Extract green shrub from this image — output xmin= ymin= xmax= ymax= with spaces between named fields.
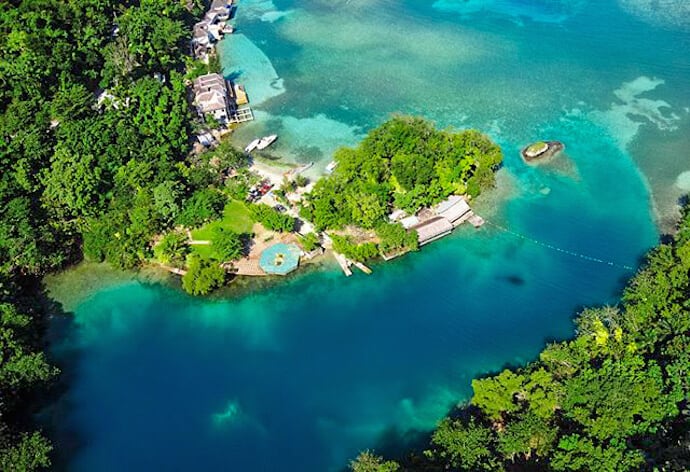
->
xmin=376 ymin=222 xmax=418 ymax=254
xmin=210 ymin=227 xmax=243 ymax=261
xmin=250 ymin=204 xmax=295 ymax=232
xmin=156 ymin=230 xmax=189 ymax=267
xmin=300 ymin=232 xmax=321 ymax=252
xmin=177 ymin=189 xmax=226 ymax=227
xmin=182 ymin=254 xmax=226 ymax=295
xmin=331 ymin=235 xmax=379 ymax=262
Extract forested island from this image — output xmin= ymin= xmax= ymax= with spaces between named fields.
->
xmin=301 ymin=117 xmax=503 ymax=261
xmin=351 ymin=204 xmax=690 ymax=471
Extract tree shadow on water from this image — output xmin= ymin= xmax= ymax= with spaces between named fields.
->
xmin=335 ymin=425 xmax=434 ymax=472
xmin=34 ymin=286 xmax=88 ymax=472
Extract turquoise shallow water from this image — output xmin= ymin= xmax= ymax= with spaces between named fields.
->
xmin=48 ymin=0 xmax=690 ymax=470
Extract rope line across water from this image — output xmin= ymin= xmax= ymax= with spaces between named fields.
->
xmin=483 ymin=219 xmax=635 ymax=271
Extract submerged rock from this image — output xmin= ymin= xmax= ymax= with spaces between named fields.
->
xmin=521 ymin=140 xmax=565 ymax=163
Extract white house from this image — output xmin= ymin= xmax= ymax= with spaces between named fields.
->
xmin=193 ymin=73 xmax=231 ymax=123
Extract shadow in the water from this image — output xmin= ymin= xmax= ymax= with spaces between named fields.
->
xmin=335 ymin=425 xmax=433 ymax=472
xmin=498 ymin=274 xmax=526 ymax=286
xmin=33 ymin=283 xmax=87 ymax=472
xmin=223 ymin=70 xmax=243 ymax=82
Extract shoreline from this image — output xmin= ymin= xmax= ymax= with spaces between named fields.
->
xmin=44 ymin=248 xmax=337 ymax=311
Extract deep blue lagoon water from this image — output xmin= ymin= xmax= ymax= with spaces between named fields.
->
xmin=48 ymin=0 xmax=690 ymax=470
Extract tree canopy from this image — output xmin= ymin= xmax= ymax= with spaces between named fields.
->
xmin=303 ymin=116 xmax=502 ymax=231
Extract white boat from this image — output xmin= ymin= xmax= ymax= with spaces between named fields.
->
xmin=244 ymin=138 xmax=260 ymax=153
xmin=325 ymin=161 xmax=338 ymax=173
xmin=256 ymin=134 xmax=278 ymax=150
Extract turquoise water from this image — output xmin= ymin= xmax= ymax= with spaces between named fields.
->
xmin=48 ymin=0 xmax=690 ymax=470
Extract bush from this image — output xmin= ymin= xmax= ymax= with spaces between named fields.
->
xmin=182 ymin=254 xmax=226 ymax=295
xmin=376 ymin=222 xmax=418 ymax=254
xmin=250 ymin=204 xmax=295 ymax=232
xmin=294 ymin=175 xmax=309 ymax=187
xmin=210 ymin=227 xmax=243 ymax=261
xmin=177 ymin=189 xmax=226 ymax=227
xmin=299 ymin=232 xmax=321 ymax=252
xmin=156 ymin=231 xmax=189 ymax=267
xmin=331 ymin=235 xmax=379 ymax=262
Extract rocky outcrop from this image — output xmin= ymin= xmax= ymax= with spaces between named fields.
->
xmin=521 ymin=141 xmax=564 ymax=163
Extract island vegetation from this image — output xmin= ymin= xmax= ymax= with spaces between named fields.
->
xmin=304 ymin=117 xmax=502 ymax=228
xmin=301 ymin=116 xmax=503 ymax=259
xmin=351 ymin=202 xmax=690 ymax=472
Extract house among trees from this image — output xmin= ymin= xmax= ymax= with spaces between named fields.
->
xmin=193 ymin=73 xmax=231 ymax=123
xmin=191 ymin=0 xmax=235 ymax=61
xmin=192 ymin=22 xmax=211 ymax=59
xmin=206 ymin=0 xmax=232 ymax=23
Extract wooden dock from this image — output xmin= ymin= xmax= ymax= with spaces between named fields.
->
xmin=233 ymin=84 xmax=249 ymax=105
xmin=230 ymin=105 xmax=254 ymax=123
xmin=468 ymin=213 xmax=485 ymax=228
xmin=157 ymin=263 xmax=187 ymax=276
xmin=333 ymin=252 xmax=352 ymax=276
xmin=352 ymin=261 xmax=372 ymax=275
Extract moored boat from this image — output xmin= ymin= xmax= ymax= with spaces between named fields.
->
xmin=256 ymin=134 xmax=278 ymax=150
xmin=244 ymin=138 xmax=260 ymax=153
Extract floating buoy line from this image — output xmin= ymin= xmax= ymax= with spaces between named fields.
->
xmin=483 ymin=219 xmax=636 ymax=271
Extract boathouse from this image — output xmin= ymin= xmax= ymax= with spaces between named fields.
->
xmin=436 ymin=195 xmax=472 ymax=227
xmin=412 ymin=217 xmax=454 ymax=246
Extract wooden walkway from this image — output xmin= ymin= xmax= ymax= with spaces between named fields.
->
xmin=157 ymin=263 xmax=187 ymax=276
xmin=352 ymin=261 xmax=372 ymax=275
xmin=333 ymin=252 xmax=352 ymax=276
xmin=332 ymin=252 xmax=372 ymax=276
xmin=232 ymin=258 xmax=264 ymax=276
xmin=468 ymin=213 xmax=485 ymax=228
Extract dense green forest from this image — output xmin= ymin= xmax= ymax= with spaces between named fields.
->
xmin=0 ymin=0 xmax=212 ymax=467
xmin=352 ymin=202 xmax=690 ymax=471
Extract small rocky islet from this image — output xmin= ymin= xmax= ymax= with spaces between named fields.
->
xmin=521 ymin=140 xmax=565 ymax=163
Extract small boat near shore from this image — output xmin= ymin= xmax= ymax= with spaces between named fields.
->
xmin=244 ymin=138 xmax=260 ymax=153
xmin=256 ymin=134 xmax=278 ymax=150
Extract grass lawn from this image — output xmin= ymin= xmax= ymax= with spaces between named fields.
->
xmin=191 ymin=200 xmax=255 ymax=240
xmin=189 ymin=243 xmax=215 ymax=260
xmin=190 ymin=200 xmax=255 ymax=260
